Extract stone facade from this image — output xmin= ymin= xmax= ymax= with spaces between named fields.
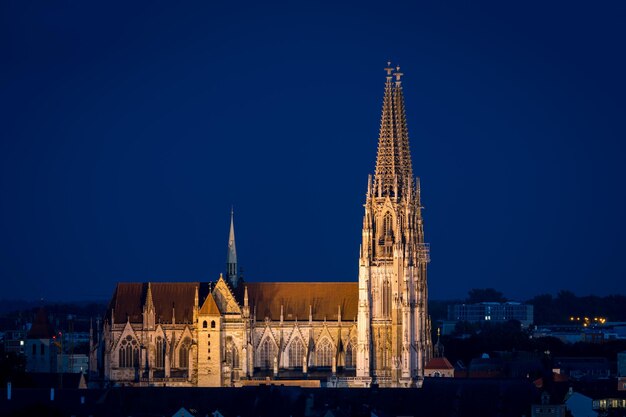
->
xmin=98 ymin=279 xmax=359 ymax=387
xmin=93 ymin=65 xmax=430 ymax=388
xmin=356 ymin=64 xmax=431 ymax=387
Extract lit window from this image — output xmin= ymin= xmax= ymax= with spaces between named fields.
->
xmin=345 ymin=339 xmax=356 ymax=368
xmin=155 ymin=336 xmax=164 ymax=368
xmin=119 ymin=336 xmax=138 ymax=368
xmin=288 ymin=338 xmax=304 ymax=368
xmin=257 ymin=338 xmax=277 ymax=369
xmin=316 ymin=338 xmax=333 ymax=367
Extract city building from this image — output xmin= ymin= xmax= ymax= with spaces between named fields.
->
xmin=93 ymin=65 xmax=432 ymax=388
xmin=552 ymin=357 xmax=611 ymax=381
xmin=1 ymin=329 xmax=27 ymax=355
xmin=57 ymin=353 xmax=89 ymax=374
xmin=25 ymin=308 xmax=58 ymax=373
xmin=447 ymin=302 xmax=534 ymax=327
xmin=531 ymin=391 xmax=566 ymax=417
xmin=424 ymin=329 xmax=454 ymax=378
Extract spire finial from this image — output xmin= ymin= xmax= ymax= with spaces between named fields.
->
xmin=394 ymin=66 xmax=404 ymax=86
xmin=385 ymin=62 xmax=394 ymax=79
xmin=385 ymin=62 xmax=394 ymax=75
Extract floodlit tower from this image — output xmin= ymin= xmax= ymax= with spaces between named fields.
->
xmin=356 ymin=64 xmax=431 ymax=387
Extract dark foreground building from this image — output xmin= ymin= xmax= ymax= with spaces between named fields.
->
xmin=1 ymin=379 xmax=538 ymax=417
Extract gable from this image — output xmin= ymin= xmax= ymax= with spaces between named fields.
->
xmin=213 ymin=277 xmax=241 ymax=314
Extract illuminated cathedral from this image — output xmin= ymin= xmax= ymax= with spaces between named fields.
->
xmin=92 ymin=65 xmax=432 ymax=388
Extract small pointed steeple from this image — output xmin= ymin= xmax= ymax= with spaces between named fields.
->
xmin=434 ymin=327 xmax=444 ymax=358
xmin=226 ymin=207 xmax=239 ymax=288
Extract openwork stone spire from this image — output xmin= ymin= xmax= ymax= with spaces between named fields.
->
xmin=226 ymin=207 xmax=239 ymax=287
xmin=373 ymin=63 xmax=414 ymax=199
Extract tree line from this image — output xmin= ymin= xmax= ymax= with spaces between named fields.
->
xmin=429 ymin=288 xmax=626 ymax=324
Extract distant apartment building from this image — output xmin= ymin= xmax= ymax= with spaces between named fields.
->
xmin=1 ymin=329 xmax=28 ymax=354
xmin=553 ymin=357 xmax=611 ymax=380
xmin=533 ymin=323 xmax=626 ymax=344
xmin=447 ymin=302 xmax=534 ymax=327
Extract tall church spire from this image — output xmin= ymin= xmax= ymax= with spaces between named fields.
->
xmin=374 ymin=63 xmax=413 ymax=199
xmin=357 ymin=64 xmax=431 ymax=388
xmin=226 ymin=207 xmax=239 ymax=287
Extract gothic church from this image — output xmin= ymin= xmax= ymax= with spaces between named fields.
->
xmin=92 ymin=65 xmax=431 ymax=388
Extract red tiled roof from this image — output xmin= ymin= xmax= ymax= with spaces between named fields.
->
xmin=425 ymin=357 xmax=454 ymax=370
xmin=107 ymin=281 xmax=359 ymax=324
xmin=28 ymin=308 xmax=54 ymax=339
xmin=246 ymin=282 xmax=358 ymax=322
xmin=108 ymin=282 xmax=200 ymax=324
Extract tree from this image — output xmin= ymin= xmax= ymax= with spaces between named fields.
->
xmin=466 ymin=288 xmax=507 ymax=304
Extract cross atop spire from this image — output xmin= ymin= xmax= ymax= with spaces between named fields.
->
xmin=373 ymin=63 xmax=414 ymax=199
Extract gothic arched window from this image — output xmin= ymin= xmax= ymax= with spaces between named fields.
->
xmin=345 ymin=339 xmax=356 ymax=368
xmin=211 ymin=320 xmax=216 ymax=329
xmin=383 ymin=212 xmax=393 ymax=238
xmin=119 ymin=335 xmax=138 ymax=368
xmin=316 ymin=338 xmax=333 ymax=367
xmin=231 ymin=346 xmax=239 ymax=368
xmin=203 ymin=320 xmax=208 ymax=329
xmin=225 ymin=337 xmax=239 ymax=369
xmin=382 ymin=280 xmax=390 ymax=317
xmin=179 ymin=337 xmax=191 ymax=369
xmin=258 ymin=338 xmax=276 ymax=369
xmin=155 ymin=336 xmax=164 ymax=368
xmin=288 ymin=338 xmax=304 ymax=368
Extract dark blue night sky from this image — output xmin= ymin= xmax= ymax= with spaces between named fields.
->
xmin=1 ymin=1 xmax=625 ymax=301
